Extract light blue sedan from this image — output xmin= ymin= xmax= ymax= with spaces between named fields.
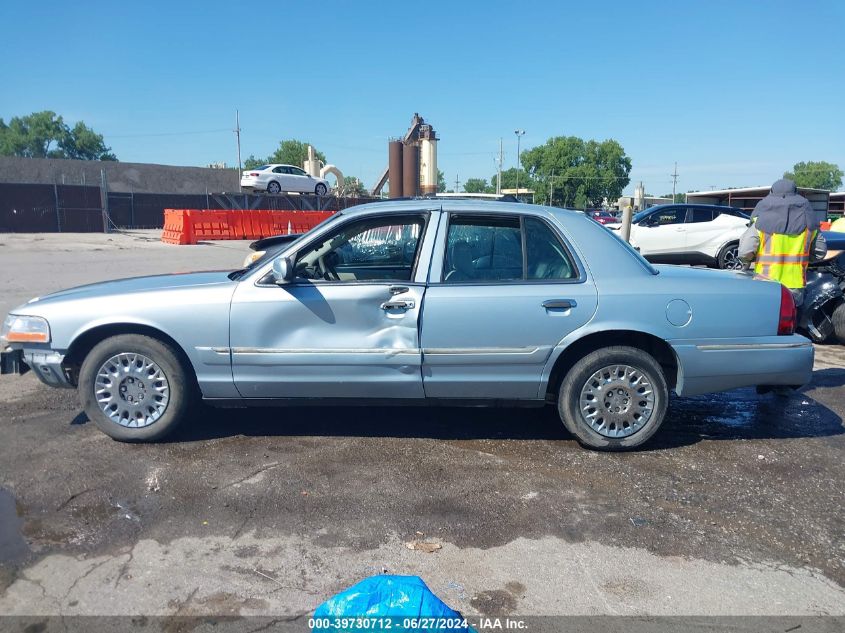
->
xmin=0 ymin=200 xmax=813 ymax=449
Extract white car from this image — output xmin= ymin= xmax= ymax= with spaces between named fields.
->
xmin=608 ymin=204 xmax=750 ymax=269
xmin=241 ymin=164 xmax=330 ymax=196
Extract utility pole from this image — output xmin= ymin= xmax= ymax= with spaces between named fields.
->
xmin=454 ymin=174 xmax=460 ymax=193
xmin=548 ymin=171 xmax=554 ymax=206
xmin=670 ymin=161 xmax=679 ymax=202
xmin=514 ymin=130 xmax=525 ymax=199
xmin=496 ymin=138 xmax=503 ymax=195
xmin=234 ymin=110 xmax=242 ymax=191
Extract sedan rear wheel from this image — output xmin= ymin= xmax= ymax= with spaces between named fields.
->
xmin=315 ymin=183 xmax=327 ymax=196
xmin=558 ymin=346 xmax=668 ymax=450
xmin=267 ymin=181 xmax=282 ymax=194
xmin=79 ymin=334 xmax=194 ymax=442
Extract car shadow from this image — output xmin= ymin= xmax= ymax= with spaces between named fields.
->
xmin=157 ymin=381 xmax=844 ymax=450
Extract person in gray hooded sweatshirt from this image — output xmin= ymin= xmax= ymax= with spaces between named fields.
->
xmin=738 ymin=178 xmax=827 ymax=306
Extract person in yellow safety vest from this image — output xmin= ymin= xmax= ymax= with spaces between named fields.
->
xmin=738 ymin=178 xmax=827 ymax=306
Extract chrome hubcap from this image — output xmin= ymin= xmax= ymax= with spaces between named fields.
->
xmin=579 ymin=364 xmax=655 ymax=438
xmin=94 ymin=353 xmax=170 ymax=428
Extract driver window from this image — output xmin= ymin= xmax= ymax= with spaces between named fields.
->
xmin=649 ymin=207 xmax=683 ymax=226
xmin=293 ymin=215 xmax=425 ymax=282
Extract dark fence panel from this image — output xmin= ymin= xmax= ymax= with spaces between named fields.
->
xmin=59 ymin=185 xmax=103 ymax=231
xmin=0 ymin=181 xmax=380 ymax=232
xmin=0 ymin=183 xmax=102 ymax=232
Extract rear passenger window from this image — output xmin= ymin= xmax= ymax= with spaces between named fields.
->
xmin=443 ymin=215 xmax=576 ymax=283
xmin=444 ymin=216 xmax=522 ymax=282
xmin=687 ymin=208 xmax=715 ymax=223
xmin=525 ymin=217 xmax=575 ymax=280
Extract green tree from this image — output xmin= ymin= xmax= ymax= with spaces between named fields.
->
xmin=521 ymin=136 xmax=631 ymax=208
xmin=340 ymin=175 xmax=368 ymax=196
xmin=243 ymin=140 xmax=327 ymax=171
xmin=267 ymin=140 xmax=326 ymax=168
xmin=492 ymin=168 xmax=534 ymax=193
xmin=60 ymin=121 xmax=116 ymax=160
xmin=437 ymin=169 xmax=447 ymax=193
xmin=0 ymin=111 xmax=116 ymax=160
xmin=463 ymin=177 xmax=494 ymax=193
xmin=242 ymin=154 xmax=266 ymax=170
xmin=783 ymin=161 xmax=843 ymax=191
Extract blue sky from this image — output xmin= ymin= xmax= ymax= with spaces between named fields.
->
xmin=1 ymin=0 xmax=843 ymax=195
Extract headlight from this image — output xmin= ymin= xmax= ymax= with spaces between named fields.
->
xmin=1 ymin=315 xmax=51 ymax=344
xmin=243 ymin=250 xmax=266 ymax=267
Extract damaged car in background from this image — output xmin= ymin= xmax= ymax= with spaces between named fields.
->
xmin=1 ymin=200 xmax=814 ymax=450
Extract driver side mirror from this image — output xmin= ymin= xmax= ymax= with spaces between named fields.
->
xmin=272 ymin=257 xmax=295 ymax=285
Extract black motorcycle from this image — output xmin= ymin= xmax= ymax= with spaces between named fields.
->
xmin=799 ymin=230 xmax=845 ymax=345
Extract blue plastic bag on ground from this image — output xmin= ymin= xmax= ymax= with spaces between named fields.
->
xmin=313 ymin=575 xmax=470 ymax=632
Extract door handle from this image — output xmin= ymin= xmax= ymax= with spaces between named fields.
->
xmin=381 ymin=300 xmax=415 ymax=311
xmin=389 ymin=285 xmax=410 ymax=295
xmin=542 ymin=299 xmax=576 ymax=310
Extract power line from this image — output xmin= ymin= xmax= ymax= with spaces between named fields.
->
xmin=105 ymin=128 xmax=232 ymax=138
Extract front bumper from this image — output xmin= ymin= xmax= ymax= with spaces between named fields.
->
xmin=1 ymin=348 xmax=29 ymax=376
xmin=1 ymin=347 xmax=73 ymax=388
xmin=671 ymin=335 xmax=814 ymax=397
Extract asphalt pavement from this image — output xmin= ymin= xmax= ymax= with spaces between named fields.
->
xmin=0 ymin=231 xmax=843 ymax=621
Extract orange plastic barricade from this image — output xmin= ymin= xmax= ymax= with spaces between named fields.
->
xmin=190 ymin=210 xmax=233 ymax=241
xmin=161 ymin=209 xmax=336 ymax=244
xmin=161 ymin=209 xmax=193 ymax=245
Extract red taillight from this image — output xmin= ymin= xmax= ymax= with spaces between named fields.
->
xmin=249 ymin=172 xmax=260 ymax=177
xmin=777 ymin=284 xmax=796 ymax=335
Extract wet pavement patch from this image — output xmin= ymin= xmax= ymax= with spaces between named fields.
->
xmin=0 ymin=487 xmax=30 ymax=567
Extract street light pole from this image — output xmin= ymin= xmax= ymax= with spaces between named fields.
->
xmin=514 ymin=129 xmax=525 ymax=200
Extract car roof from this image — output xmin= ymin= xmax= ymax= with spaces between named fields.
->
xmin=339 ymin=199 xmax=587 ymax=218
xmin=644 ymin=203 xmax=742 ymax=212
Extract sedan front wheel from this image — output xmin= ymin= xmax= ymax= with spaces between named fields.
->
xmin=79 ymin=334 xmax=194 ymax=442
xmin=558 ymin=346 xmax=668 ymax=450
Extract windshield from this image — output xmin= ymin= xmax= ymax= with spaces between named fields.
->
xmin=632 ymin=210 xmax=650 ymax=223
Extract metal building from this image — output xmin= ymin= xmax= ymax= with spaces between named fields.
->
xmin=686 ymin=186 xmax=831 ymax=224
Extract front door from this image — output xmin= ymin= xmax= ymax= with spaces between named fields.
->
xmin=631 ymin=206 xmax=687 ymax=255
xmin=230 ymin=211 xmax=436 ymax=398
xmin=420 ymin=212 xmax=598 ymax=399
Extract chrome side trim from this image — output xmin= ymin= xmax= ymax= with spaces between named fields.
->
xmin=423 ymin=347 xmax=540 ymax=355
xmin=221 ymin=346 xmax=541 ymax=355
xmin=696 ymin=342 xmax=812 ymax=351
xmin=231 ymin=347 xmax=420 ymax=355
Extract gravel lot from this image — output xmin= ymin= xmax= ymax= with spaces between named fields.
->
xmin=0 ymin=231 xmax=843 ymax=621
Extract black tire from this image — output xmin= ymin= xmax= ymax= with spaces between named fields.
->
xmin=717 ymin=242 xmax=742 ymax=270
xmin=267 ymin=181 xmax=281 ymax=194
xmin=315 ymin=183 xmax=327 ymax=196
xmin=78 ymin=334 xmax=195 ymax=442
xmin=557 ymin=346 xmax=669 ymax=450
xmin=833 ymin=302 xmax=845 ymax=345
